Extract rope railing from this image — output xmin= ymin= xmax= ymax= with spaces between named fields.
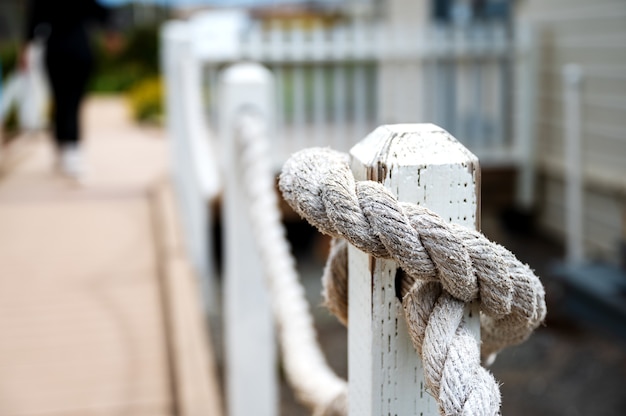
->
xmin=219 ymin=63 xmax=546 ymax=416
xmin=280 ymin=146 xmax=547 ymax=415
xmin=232 ymin=111 xmax=546 ymax=416
xmin=235 ymin=111 xmax=347 ymax=415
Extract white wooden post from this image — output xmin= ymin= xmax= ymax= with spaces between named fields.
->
xmin=312 ymin=23 xmax=326 ymax=147
xmin=514 ymin=21 xmax=540 ymax=210
xmin=563 ymin=64 xmax=585 ymax=265
xmin=161 ymin=21 xmax=218 ymax=316
xmin=219 ymin=63 xmax=277 ymax=416
xmin=378 ymin=1 xmax=429 ymax=125
xmin=348 ymin=124 xmax=481 ymax=415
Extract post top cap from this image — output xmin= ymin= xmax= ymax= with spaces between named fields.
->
xmin=220 ymin=62 xmax=273 ymax=85
xmin=350 ymin=123 xmax=479 ymax=168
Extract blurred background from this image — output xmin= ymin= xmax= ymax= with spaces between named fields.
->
xmin=0 ymin=0 xmax=625 ymax=415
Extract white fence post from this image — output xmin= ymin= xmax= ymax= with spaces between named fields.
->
xmin=161 ymin=21 xmax=219 ymax=316
xmin=219 ymin=63 xmax=277 ymax=416
xmin=348 ymin=124 xmax=481 ymax=415
xmin=514 ymin=21 xmax=539 ymax=210
xmin=563 ymin=64 xmax=585 ymax=265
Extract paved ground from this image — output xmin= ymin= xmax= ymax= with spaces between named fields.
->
xmin=0 ymin=97 xmax=221 ymax=416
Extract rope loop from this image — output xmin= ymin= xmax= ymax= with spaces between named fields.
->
xmin=237 ymin=115 xmax=347 ymax=415
xmin=279 ymin=147 xmax=547 ymax=415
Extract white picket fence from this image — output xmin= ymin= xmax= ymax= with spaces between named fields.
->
xmin=189 ymin=14 xmax=536 ymax=170
xmin=161 ymin=14 xmax=538 ymax=310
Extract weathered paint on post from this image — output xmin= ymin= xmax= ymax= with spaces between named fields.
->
xmin=348 ymin=124 xmax=481 ymax=415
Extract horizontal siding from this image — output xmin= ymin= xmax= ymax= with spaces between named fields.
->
xmin=540 ymin=175 xmax=623 ymax=262
xmin=533 ymin=94 xmax=626 ymax=159
xmin=525 ymin=1 xmax=626 ymax=21
xmin=546 ymin=47 xmax=626 ymax=69
xmin=518 ymin=0 xmax=626 ymax=262
xmin=534 ymin=70 xmax=626 ymax=96
xmin=535 ymin=117 xmax=626 ymax=177
xmin=541 ymin=18 xmax=626 ymax=38
xmin=551 ymin=33 xmax=626 ymax=48
xmin=535 ymin=91 xmax=626 ymax=112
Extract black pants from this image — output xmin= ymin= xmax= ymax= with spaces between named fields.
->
xmin=45 ymin=48 xmax=92 ymax=148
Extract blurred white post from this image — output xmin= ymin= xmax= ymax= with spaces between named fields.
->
xmin=514 ymin=22 xmax=539 ymax=210
xmin=332 ymin=25 xmax=347 ymax=151
xmin=351 ymin=18 xmax=368 ymax=139
xmin=348 ymin=124 xmax=481 ymax=415
xmin=312 ymin=23 xmax=326 ymax=146
xmin=454 ymin=27 xmax=471 ymax=146
xmin=219 ymin=63 xmax=277 ymax=416
xmin=563 ymin=64 xmax=585 ymax=265
xmin=292 ymin=24 xmax=306 ymax=150
xmin=378 ymin=1 xmax=429 ymax=124
xmin=161 ymin=21 xmax=218 ymax=316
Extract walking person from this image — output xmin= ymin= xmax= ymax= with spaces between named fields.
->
xmin=22 ymin=0 xmax=119 ymax=181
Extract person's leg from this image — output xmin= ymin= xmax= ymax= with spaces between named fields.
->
xmin=44 ymin=51 xmax=68 ymax=150
xmin=45 ymin=51 xmax=92 ymax=178
xmin=62 ymin=58 xmax=92 ymax=147
xmin=46 ymin=54 xmax=92 ymax=146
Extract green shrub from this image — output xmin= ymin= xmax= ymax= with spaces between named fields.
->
xmin=117 ymin=25 xmax=159 ymax=74
xmin=0 ymin=43 xmax=18 ymax=81
xmin=90 ymin=62 xmax=147 ymax=93
xmin=1 ymin=105 xmax=19 ymax=145
xmin=127 ymin=76 xmax=163 ymax=124
xmin=91 ymin=25 xmax=160 ymax=94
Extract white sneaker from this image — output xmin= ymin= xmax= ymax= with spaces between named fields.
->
xmin=59 ymin=144 xmax=85 ymax=182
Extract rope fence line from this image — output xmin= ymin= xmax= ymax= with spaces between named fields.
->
xmin=279 ymin=147 xmax=546 ymax=415
xmin=221 ymin=62 xmax=546 ymax=416
xmin=235 ymin=111 xmax=347 ymax=416
xmin=233 ymin=108 xmax=546 ymax=415
xmin=280 ymin=148 xmax=546 ymax=359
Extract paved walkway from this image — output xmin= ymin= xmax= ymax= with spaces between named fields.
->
xmin=0 ymin=97 xmax=222 ymax=416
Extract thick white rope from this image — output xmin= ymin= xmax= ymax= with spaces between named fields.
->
xmin=279 ymin=147 xmax=547 ymax=416
xmin=234 ymin=113 xmax=546 ymax=415
xmin=235 ymin=112 xmax=347 ymax=416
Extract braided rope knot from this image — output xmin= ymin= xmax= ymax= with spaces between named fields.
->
xmin=279 ymin=147 xmax=546 ymax=415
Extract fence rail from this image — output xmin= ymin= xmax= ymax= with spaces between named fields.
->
xmin=189 ymin=16 xmax=530 ymax=171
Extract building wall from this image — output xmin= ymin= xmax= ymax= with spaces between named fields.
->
xmin=516 ymin=0 xmax=626 ymax=262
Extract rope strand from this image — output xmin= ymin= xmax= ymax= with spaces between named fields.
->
xmin=234 ymin=111 xmax=546 ymax=416
xmin=279 ymin=147 xmax=547 ymax=415
xmin=237 ymin=113 xmax=347 ymax=415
